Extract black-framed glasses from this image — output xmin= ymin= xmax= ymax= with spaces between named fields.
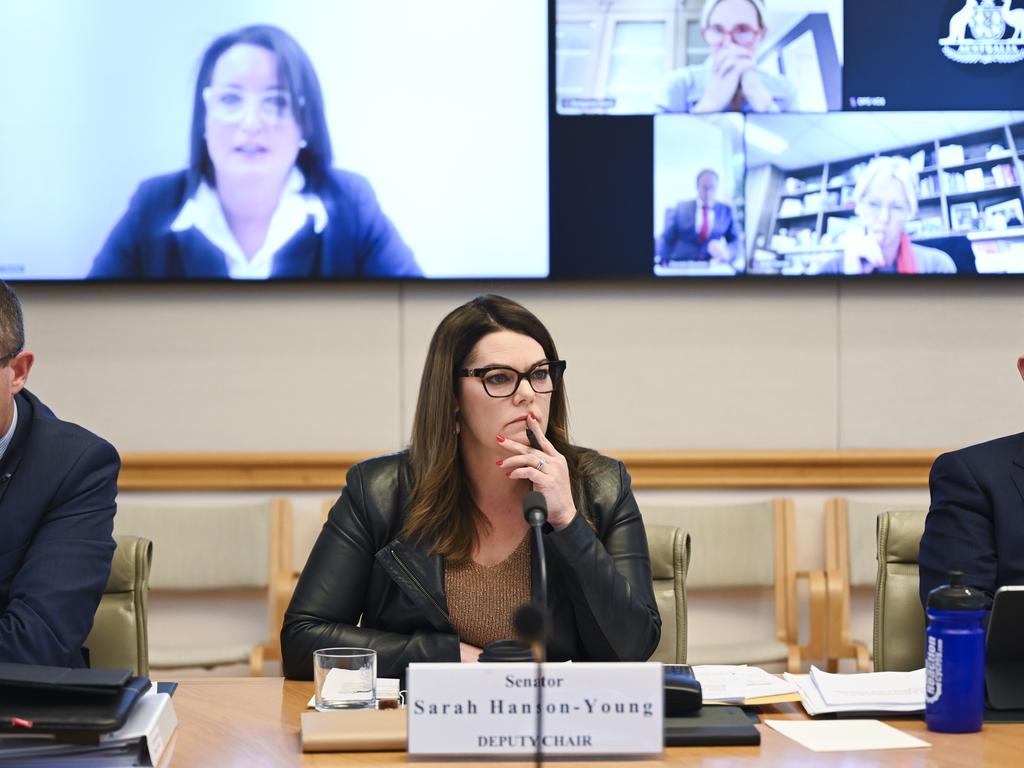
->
xmin=458 ymin=360 xmax=566 ymax=398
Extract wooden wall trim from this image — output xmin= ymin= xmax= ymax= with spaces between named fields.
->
xmin=118 ymin=450 xmax=940 ymax=491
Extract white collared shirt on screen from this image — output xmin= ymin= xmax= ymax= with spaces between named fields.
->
xmin=170 ymin=168 xmax=329 ymax=279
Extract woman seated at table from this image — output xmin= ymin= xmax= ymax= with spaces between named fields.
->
xmin=281 ymin=295 xmax=660 ymax=679
xmin=89 ymin=24 xmax=419 ymax=279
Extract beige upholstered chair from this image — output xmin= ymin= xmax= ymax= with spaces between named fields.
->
xmin=644 ymin=524 xmax=690 ymax=664
xmin=641 ymin=499 xmax=810 ymax=671
xmin=873 ymin=509 xmax=928 ymax=672
xmin=822 ymin=499 xmax=928 ymax=671
xmin=114 ymin=499 xmax=293 ymax=675
xmin=85 ymin=535 xmax=153 ymax=676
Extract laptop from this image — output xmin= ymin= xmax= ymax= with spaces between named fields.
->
xmin=986 ymin=585 xmax=1024 ymax=710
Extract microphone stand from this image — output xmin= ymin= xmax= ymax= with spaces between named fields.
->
xmin=517 ymin=491 xmax=548 ymax=768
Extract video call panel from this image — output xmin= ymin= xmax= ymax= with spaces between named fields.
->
xmin=0 ymin=1 xmax=549 ymax=281
xmin=555 ymin=0 xmax=843 ymax=116
xmin=744 ymin=111 xmax=1024 ymax=275
xmin=552 ymin=0 xmax=1024 ymax=279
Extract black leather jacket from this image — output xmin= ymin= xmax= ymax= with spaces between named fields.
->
xmin=282 ymin=451 xmax=660 ymax=679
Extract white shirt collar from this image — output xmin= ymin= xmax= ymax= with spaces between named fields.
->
xmin=170 ymin=168 xmax=329 ymax=279
xmin=0 ymin=398 xmax=18 ymax=464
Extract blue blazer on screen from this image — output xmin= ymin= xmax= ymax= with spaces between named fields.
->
xmin=0 ymin=389 xmax=119 ymax=667
xmin=657 ymin=200 xmax=739 ymax=263
xmin=919 ymin=433 xmax=1024 ymax=609
xmin=89 ymin=169 xmax=422 ymax=279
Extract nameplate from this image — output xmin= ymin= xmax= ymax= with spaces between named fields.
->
xmin=406 ymin=662 xmax=663 ymax=757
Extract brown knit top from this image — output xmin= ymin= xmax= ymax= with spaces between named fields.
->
xmin=444 ymin=532 xmax=532 ymax=648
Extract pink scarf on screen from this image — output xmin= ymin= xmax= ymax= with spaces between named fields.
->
xmin=896 ymin=233 xmax=918 ymax=274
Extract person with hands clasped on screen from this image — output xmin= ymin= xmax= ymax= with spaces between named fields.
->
xmin=281 ymin=295 xmax=660 ymax=679
xmin=657 ymin=0 xmax=796 ymax=113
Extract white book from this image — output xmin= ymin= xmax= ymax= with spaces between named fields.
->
xmin=938 ymin=144 xmax=965 ymax=166
xmin=964 ymin=167 xmax=985 ymax=192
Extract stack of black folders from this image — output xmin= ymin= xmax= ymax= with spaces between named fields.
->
xmin=663 ymin=664 xmax=761 ymax=747
xmin=0 ymin=663 xmax=174 ymax=766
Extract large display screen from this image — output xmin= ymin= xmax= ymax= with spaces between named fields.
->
xmin=0 ymin=1 xmax=549 ymax=280
xmin=552 ymin=0 xmax=1024 ymax=277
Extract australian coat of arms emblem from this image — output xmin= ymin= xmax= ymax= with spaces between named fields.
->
xmin=941 ymin=0 xmax=1024 ymax=63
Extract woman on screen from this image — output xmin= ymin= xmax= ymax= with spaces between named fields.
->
xmin=656 ymin=0 xmax=796 ymax=114
xmin=817 ymin=156 xmax=956 ymax=275
xmin=89 ymin=25 xmax=420 ymax=279
xmin=281 ymin=295 xmax=660 ymax=679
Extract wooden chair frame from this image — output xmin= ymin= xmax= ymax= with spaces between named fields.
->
xmin=250 ymin=498 xmax=294 ymax=675
xmin=820 ymin=497 xmax=872 ymax=671
xmin=776 ymin=498 xmax=828 ymax=673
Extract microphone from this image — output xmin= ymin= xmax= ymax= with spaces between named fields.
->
xmin=523 ymin=490 xmax=547 ymax=528
xmin=520 ymin=492 xmax=549 ymax=766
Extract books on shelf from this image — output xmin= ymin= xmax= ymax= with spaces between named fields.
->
xmin=918 ymin=174 xmax=939 ymax=198
xmin=991 ymin=162 xmax=1018 ymax=187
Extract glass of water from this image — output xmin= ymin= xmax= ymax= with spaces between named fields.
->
xmin=313 ymin=647 xmax=377 ymax=710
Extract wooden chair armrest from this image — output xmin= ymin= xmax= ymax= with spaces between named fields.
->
xmin=249 ymin=644 xmax=265 ymax=677
xmin=788 ymin=569 xmax=828 ymax=672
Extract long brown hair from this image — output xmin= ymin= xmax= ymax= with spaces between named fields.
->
xmin=403 ymin=295 xmax=588 ymax=563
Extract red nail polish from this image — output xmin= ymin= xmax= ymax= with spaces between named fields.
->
xmin=496 ymin=459 xmax=503 ymax=466
xmin=496 ymin=434 xmax=506 ymax=442
xmin=505 ymin=471 xmax=512 ymax=477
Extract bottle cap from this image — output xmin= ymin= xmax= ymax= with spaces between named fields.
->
xmin=926 ymin=570 xmax=987 ymax=611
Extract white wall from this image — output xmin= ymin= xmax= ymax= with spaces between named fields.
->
xmin=21 ymin=281 xmax=1024 ymax=454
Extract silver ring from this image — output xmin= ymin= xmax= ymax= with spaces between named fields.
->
xmin=536 ymin=459 xmax=546 ymax=472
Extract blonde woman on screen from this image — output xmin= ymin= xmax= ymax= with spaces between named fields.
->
xmin=657 ymin=0 xmax=796 ymax=113
xmin=817 ymin=156 xmax=956 ymax=275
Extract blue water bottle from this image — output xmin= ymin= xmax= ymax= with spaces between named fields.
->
xmin=925 ymin=570 xmax=986 ymax=733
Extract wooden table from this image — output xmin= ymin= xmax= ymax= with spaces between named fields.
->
xmin=160 ymin=677 xmax=1023 ymax=766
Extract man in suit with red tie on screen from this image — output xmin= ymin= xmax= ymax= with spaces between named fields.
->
xmin=657 ymin=168 xmax=740 ymax=267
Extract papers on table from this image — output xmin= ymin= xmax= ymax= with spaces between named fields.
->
xmin=784 ymin=666 xmax=925 ymax=716
xmin=763 ymin=719 xmax=930 ymax=752
xmin=692 ymin=665 xmax=799 ymax=704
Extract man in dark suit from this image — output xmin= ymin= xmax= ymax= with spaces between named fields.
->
xmin=919 ymin=355 xmax=1024 ymax=608
xmin=0 ymin=281 xmax=119 ymax=666
xmin=656 ymin=169 xmax=740 ymax=265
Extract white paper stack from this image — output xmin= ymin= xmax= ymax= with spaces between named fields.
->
xmin=783 ymin=666 xmax=925 ymax=716
xmin=692 ymin=665 xmax=798 ymax=704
